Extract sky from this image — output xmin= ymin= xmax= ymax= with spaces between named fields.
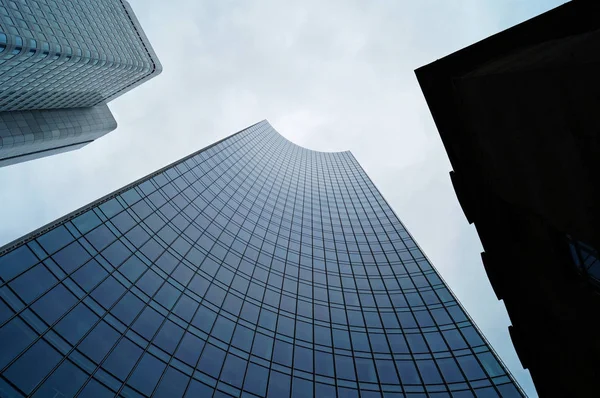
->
xmin=0 ymin=0 xmax=568 ymax=396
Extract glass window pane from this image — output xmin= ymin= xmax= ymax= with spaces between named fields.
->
xmin=102 ymin=337 xmax=143 ymax=380
xmin=33 ymin=359 xmax=88 ymax=398
xmin=127 ymin=352 xmax=166 ymax=395
xmin=4 ymin=339 xmax=62 ymax=394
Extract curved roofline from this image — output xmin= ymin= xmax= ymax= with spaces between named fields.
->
xmin=263 ymin=119 xmax=351 ymax=155
xmin=0 ymin=119 xmax=349 ymax=255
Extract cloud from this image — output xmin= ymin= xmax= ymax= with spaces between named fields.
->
xmin=0 ymin=1 xmax=568 ymax=395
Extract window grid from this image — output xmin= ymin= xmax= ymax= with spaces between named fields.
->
xmin=0 ymin=121 xmax=524 ymax=397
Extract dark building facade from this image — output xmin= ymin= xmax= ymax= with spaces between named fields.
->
xmin=0 ymin=0 xmax=162 ymax=167
xmin=0 ymin=121 xmax=523 ymax=397
xmin=416 ymin=2 xmax=600 ymax=396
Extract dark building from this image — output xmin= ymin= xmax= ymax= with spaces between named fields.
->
xmin=416 ymin=1 xmax=600 ymax=396
xmin=0 ymin=121 xmax=524 ymax=397
xmin=0 ymin=0 xmax=162 ymax=167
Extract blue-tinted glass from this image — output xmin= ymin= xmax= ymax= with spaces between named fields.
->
xmin=268 ymin=370 xmax=291 ymax=397
xmin=4 ymin=339 xmax=61 ymax=394
xmin=91 ymin=276 xmax=125 ymax=309
xmin=477 ymin=352 xmax=505 ymax=378
xmin=244 ymin=363 xmax=269 ymax=396
xmin=37 ymin=225 xmax=73 ymax=255
xmin=315 ymin=383 xmax=336 ymax=397
xmin=461 ymin=327 xmax=484 ymax=347
xmin=155 ymin=282 xmax=181 ymax=310
xmin=407 ymin=333 xmax=429 ymax=353
xmin=375 ymin=359 xmax=399 ymax=384
xmin=475 ymin=387 xmax=500 ymax=397
xmin=53 ymin=241 xmax=91 ymax=273
xmin=315 ymin=351 xmax=334 ymax=377
xmin=9 ymin=264 xmax=57 ymax=304
xmin=101 ymin=240 xmax=131 ymax=267
xmin=111 ymin=211 xmax=136 ymax=234
xmin=0 ymin=317 xmax=37 ymax=369
xmin=137 ymin=269 xmax=162 ymax=296
xmin=292 ymin=377 xmax=314 ymax=398
xmin=197 ymin=343 xmax=225 ymax=378
xmin=173 ymin=294 xmax=199 ymax=322
xmin=241 ymin=302 xmax=260 ymax=323
xmin=55 ymin=302 xmax=99 ymax=344
xmin=127 ymin=352 xmax=166 ymax=395
xmin=175 ymin=332 xmax=205 ymax=366
xmin=118 ymin=255 xmax=147 ymax=283
xmin=232 ymin=324 xmax=254 ymax=352
xmin=111 ymin=292 xmax=145 ymax=325
xmin=497 ymin=383 xmax=522 ymax=397
xmin=335 ymin=355 xmax=356 ymax=380
xmin=78 ymin=321 xmax=120 ymax=363
xmin=437 ymin=358 xmax=465 ymax=383
xmin=192 ymin=304 xmax=216 ymax=333
xmin=443 ymin=329 xmax=468 ymax=350
xmin=220 ymin=353 xmax=247 ymax=387
xmin=273 ymin=339 xmax=293 ymax=366
xmin=417 ymin=360 xmax=443 ymax=384
xmin=156 ymin=251 xmax=178 ymax=274
xmin=252 ymin=332 xmax=273 ymax=360
xmin=72 ymin=211 xmax=102 ymax=235
xmin=0 ymin=245 xmax=39 ymax=282
xmin=213 ymin=315 xmax=235 ymax=343
xmin=356 ymin=357 xmax=378 ymax=382
xmin=457 ymin=355 xmax=486 ymax=379
xmin=72 ymin=259 xmax=108 ymax=291
xmin=86 ymin=225 xmax=115 ymax=251
xmin=102 ymin=337 xmax=143 ymax=380
xmin=78 ymin=378 xmax=115 ymax=398
xmin=0 ymin=299 xmax=13 ymax=324
xmin=132 ymin=306 xmax=163 ymax=340
xmin=205 ymin=284 xmax=226 ymax=306
xmin=396 ymin=360 xmax=421 ymax=384
xmin=33 ymin=359 xmax=88 ymax=398
xmin=31 ymin=283 xmax=77 ymax=324
xmin=185 ymin=379 xmax=214 ymax=397
xmin=141 ymin=238 xmax=164 ymax=261
xmin=294 ymin=345 xmax=313 ymax=372
xmin=172 ymin=263 xmax=194 ymax=285
xmin=338 ymin=386 xmax=359 ymax=398
xmin=154 ymin=320 xmax=184 ymax=354
xmin=154 ymin=366 xmax=189 ymax=398
xmin=100 ymin=198 xmax=123 ymax=218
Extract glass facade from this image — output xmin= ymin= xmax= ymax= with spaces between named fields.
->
xmin=0 ymin=0 xmax=162 ymax=111
xmin=0 ymin=103 xmax=117 ymax=167
xmin=0 ymin=121 xmax=524 ymax=397
xmin=0 ymin=0 xmax=161 ymax=167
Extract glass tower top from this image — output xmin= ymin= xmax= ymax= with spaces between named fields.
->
xmin=0 ymin=0 xmax=162 ymax=111
xmin=0 ymin=121 xmax=523 ymax=397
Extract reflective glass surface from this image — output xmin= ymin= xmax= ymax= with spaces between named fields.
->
xmin=0 ymin=0 xmax=161 ymax=111
xmin=0 ymin=121 xmax=524 ymax=397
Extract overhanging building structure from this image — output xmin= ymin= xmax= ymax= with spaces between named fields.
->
xmin=416 ymin=1 xmax=600 ymax=396
xmin=0 ymin=121 xmax=523 ymax=397
xmin=0 ymin=0 xmax=162 ymax=167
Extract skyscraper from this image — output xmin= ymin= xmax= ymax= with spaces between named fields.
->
xmin=0 ymin=0 xmax=162 ymax=167
xmin=0 ymin=121 xmax=523 ymax=397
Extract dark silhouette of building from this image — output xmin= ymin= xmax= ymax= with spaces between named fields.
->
xmin=0 ymin=121 xmax=523 ymax=397
xmin=0 ymin=0 xmax=162 ymax=167
xmin=416 ymin=2 xmax=600 ymax=396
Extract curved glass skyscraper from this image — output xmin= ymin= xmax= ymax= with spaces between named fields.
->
xmin=0 ymin=121 xmax=523 ymax=397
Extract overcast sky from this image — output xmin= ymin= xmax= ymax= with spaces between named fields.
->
xmin=0 ymin=0 xmax=567 ymax=396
